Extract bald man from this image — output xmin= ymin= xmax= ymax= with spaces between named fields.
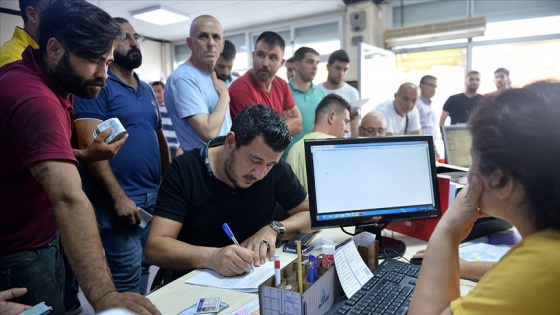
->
xmin=164 ymin=15 xmax=231 ymax=151
xmin=359 ymin=111 xmax=386 ymax=137
xmin=375 ymin=83 xmax=421 ymax=136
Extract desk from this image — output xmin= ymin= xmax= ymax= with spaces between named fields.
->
xmin=147 ymin=228 xmax=476 ymax=314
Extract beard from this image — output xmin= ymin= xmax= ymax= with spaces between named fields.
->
xmin=224 ymin=150 xmax=257 ymax=189
xmin=51 ymin=52 xmax=105 ymax=99
xmin=114 ymin=47 xmax=142 ymax=70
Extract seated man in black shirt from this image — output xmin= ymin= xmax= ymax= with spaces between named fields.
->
xmin=146 ymin=105 xmax=310 ymax=281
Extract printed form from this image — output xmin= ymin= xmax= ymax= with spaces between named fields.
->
xmin=333 ymin=240 xmax=373 ymax=299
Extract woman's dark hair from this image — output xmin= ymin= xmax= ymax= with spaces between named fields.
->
xmin=231 ymin=105 xmax=292 ymax=153
xmin=469 ymin=80 xmax=560 ymax=230
xmin=38 ymin=0 xmax=123 ymax=60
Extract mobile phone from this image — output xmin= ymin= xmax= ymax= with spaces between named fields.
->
xmin=19 ymin=301 xmax=53 ymax=315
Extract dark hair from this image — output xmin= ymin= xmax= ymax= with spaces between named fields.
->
xmin=38 ymin=0 xmax=123 ymax=60
xmin=328 ymin=49 xmax=350 ymax=65
xmin=231 ymin=105 xmax=291 ymax=153
xmin=19 ymin=0 xmax=39 ymax=22
xmin=286 ymin=57 xmax=294 ymax=64
xmin=315 ymin=94 xmax=351 ymax=124
xmin=467 ymin=70 xmax=480 ymax=77
xmin=420 ymin=75 xmax=437 ymax=85
xmin=293 ymin=47 xmax=319 ymax=62
xmin=469 ymin=80 xmax=560 ymax=230
xmin=113 ymin=17 xmax=129 ymax=24
xmin=221 ymin=39 xmax=237 ymax=61
xmin=494 ymin=67 xmax=510 ymax=76
xmin=254 ymin=31 xmax=285 ymax=51
xmin=151 ymin=81 xmax=165 ymax=88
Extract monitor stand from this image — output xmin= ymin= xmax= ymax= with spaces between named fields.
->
xmin=355 ymin=224 xmax=406 ymax=259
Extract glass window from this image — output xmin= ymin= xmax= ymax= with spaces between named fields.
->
xmin=173 ymin=44 xmax=190 ymax=68
xmin=225 ymin=33 xmax=248 ymax=71
xmin=473 ymin=16 xmax=560 ymax=42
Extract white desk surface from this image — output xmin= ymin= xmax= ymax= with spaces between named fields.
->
xmin=147 ymin=228 xmax=476 ymax=314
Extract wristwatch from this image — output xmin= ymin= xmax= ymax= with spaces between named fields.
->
xmin=269 ymin=221 xmax=285 ymax=245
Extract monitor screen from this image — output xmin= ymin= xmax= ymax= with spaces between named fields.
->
xmin=442 ymin=124 xmax=472 ymax=168
xmin=304 ymin=136 xmax=440 ymax=232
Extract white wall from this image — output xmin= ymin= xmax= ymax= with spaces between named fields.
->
xmin=1 ymin=12 xmax=23 ymax=45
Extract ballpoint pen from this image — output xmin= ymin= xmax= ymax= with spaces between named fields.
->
xmin=222 ymin=223 xmax=255 ymax=272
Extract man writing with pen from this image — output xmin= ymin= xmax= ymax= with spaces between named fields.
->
xmin=145 ymin=105 xmax=311 ymax=285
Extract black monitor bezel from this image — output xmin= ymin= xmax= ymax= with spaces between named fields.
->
xmin=304 ymin=135 xmax=441 ymax=230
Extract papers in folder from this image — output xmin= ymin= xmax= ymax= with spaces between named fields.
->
xmin=185 ymin=261 xmax=279 ymax=292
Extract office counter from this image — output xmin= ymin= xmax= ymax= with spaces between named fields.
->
xmin=147 ymin=228 xmax=477 ymax=314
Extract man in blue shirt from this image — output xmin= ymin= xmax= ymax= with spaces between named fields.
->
xmin=73 ymin=18 xmax=170 ymax=295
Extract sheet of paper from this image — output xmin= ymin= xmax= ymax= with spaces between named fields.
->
xmin=186 ymin=261 xmax=278 ymax=292
xmin=459 ymin=243 xmax=511 ymax=261
xmin=138 ymin=207 xmax=153 ymax=228
xmin=352 ymin=98 xmax=370 ymax=109
xmin=334 ymin=240 xmax=373 ymax=299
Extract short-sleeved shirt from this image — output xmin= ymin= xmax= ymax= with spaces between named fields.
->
xmin=154 ymin=144 xmax=307 ymax=249
xmin=165 ymin=63 xmax=232 ymax=150
xmin=416 ymin=96 xmax=439 ymax=140
xmin=286 ymin=131 xmax=335 ymax=192
xmin=451 ymin=229 xmax=560 ymax=314
xmin=229 ymin=71 xmax=296 ymax=118
xmin=288 ymin=81 xmax=325 ymax=154
xmin=376 ymin=99 xmax=421 ymax=135
xmin=0 ymin=47 xmax=77 ymax=253
xmin=442 ymin=93 xmax=482 ymax=124
xmin=74 ymin=70 xmax=162 ymax=200
xmin=0 ymin=27 xmax=39 ymax=67
xmin=318 ymin=83 xmax=360 ymax=106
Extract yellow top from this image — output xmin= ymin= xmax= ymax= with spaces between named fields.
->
xmin=286 ymin=131 xmax=334 ymax=192
xmin=451 ymin=229 xmax=560 ymax=314
xmin=0 ymin=27 xmax=39 ymax=67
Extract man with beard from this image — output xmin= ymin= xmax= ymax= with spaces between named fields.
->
xmin=145 ymin=105 xmax=311 ymax=284
xmin=73 ymin=18 xmax=171 ymax=295
xmin=287 ymin=47 xmax=325 ymax=156
xmin=439 ymin=71 xmax=483 ymax=126
xmin=319 ymin=50 xmax=360 ymax=136
xmin=0 ymin=1 xmax=159 ymax=315
xmin=229 ymin=31 xmax=302 ymax=136
xmin=214 ymin=39 xmax=238 ymax=87
xmin=165 ymin=15 xmax=231 ymax=151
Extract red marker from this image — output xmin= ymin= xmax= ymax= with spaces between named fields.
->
xmin=274 ymin=255 xmax=281 ymax=287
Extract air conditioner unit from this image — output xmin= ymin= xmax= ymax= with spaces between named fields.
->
xmin=385 ymin=16 xmax=486 ymax=47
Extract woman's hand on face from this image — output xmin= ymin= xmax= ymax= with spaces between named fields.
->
xmin=438 ymin=174 xmax=488 ymax=241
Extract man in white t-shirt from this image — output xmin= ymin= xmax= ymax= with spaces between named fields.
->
xmin=319 ymin=49 xmax=360 ymax=136
xmin=375 ymin=83 xmax=421 ymax=136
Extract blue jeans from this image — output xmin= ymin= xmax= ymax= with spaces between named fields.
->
xmin=0 ymin=233 xmax=65 ymax=315
xmin=94 ymin=192 xmax=156 ymax=295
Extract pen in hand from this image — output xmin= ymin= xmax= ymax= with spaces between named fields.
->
xmin=222 ymin=223 xmax=255 ymax=272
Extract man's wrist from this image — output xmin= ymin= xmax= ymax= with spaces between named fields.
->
xmin=269 ymin=221 xmax=285 ymax=245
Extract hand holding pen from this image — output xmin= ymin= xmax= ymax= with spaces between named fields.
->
xmin=222 ymin=223 xmax=255 ymax=273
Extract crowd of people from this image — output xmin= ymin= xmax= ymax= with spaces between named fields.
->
xmin=1 ymin=1 xmax=557 ymax=315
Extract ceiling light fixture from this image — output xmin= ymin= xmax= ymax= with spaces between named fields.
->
xmin=131 ymin=5 xmax=189 ymax=26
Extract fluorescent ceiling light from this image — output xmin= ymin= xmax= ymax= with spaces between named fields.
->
xmin=131 ymin=5 xmax=189 ymax=26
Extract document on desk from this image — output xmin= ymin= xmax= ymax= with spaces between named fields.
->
xmin=186 ymin=262 xmax=277 ymax=292
xmin=459 ymin=243 xmax=511 ymax=261
xmin=334 ymin=240 xmax=373 ymax=299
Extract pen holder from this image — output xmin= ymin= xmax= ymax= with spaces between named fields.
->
xmin=259 ymin=255 xmax=342 ymax=315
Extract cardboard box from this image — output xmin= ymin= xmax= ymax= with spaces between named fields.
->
xmin=259 ymin=257 xmax=342 ymax=315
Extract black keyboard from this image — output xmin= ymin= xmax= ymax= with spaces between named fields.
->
xmin=327 ymin=259 xmax=420 ymax=315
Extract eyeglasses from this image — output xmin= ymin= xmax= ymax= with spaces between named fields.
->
xmin=359 ymin=126 xmax=386 ymax=136
xmin=421 ymin=83 xmax=437 ymax=88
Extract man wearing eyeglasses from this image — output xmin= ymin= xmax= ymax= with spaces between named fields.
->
xmin=359 ymin=111 xmax=386 ymax=137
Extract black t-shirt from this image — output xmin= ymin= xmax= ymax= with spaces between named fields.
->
xmin=154 ymin=147 xmax=307 ymax=249
xmin=442 ymin=93 xmax=482 ymax=124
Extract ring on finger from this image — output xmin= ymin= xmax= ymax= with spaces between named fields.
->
xmin=260 ymin=240 xmax=269 ymax=248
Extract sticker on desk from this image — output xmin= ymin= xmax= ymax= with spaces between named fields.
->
xmin=177 ymin=298 xmax=228 ymax=315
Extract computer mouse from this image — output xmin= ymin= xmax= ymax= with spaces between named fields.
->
xmin=409 ymin=257 xmax=423 ymax=266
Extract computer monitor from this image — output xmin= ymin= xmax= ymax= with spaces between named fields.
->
xmin=442 ymin=124 xmax=472 ymax=168
xmin=304 ymin=136 xmax=441 ymax=258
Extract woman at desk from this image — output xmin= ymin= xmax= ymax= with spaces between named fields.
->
xmin=409 ymin=81 xmax=560 ymax=315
